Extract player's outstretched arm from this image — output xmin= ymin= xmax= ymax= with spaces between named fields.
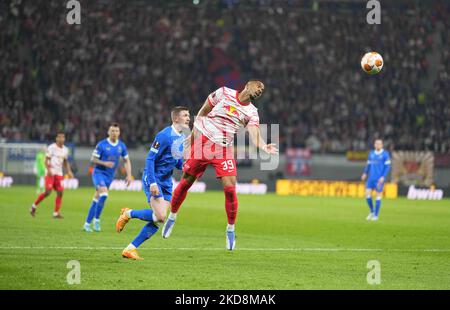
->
xmin=247 ymin=125 xmax=278 ymax=155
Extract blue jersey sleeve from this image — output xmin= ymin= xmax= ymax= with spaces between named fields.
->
xmin=145 ymin=132 xmax=169 ymax=185
xmin=121 ymin=142 xmax=129 ymax=159
xmin=92 ymin=141 xmax=103 ymax=159
xmin=176 ymin=158 xmax=183 ymax=170
xmin=381 ymin=152 xmax=391 ymax=179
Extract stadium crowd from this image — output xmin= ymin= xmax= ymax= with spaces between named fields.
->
xmin=0 ymin=0 xmax=448 ymax=153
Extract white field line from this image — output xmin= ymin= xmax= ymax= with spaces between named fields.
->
xmin=0 ymin=246 xmax=449 ymax=253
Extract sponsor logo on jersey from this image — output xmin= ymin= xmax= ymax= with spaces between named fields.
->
xmin=225 ymin=105 xmax=240 ymax=118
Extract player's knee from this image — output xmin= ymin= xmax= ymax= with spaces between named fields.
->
xmin=155 ymin=213 xmax=166 ymax=224
xmin=182 ymin=173 xmax=196 ymax=185
xmin=44 ymin=190 xmax=52 ymax=196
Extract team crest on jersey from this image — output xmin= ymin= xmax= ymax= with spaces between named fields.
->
xmin=153 ymin=141 xmax=160 ymax=149
xmin=118 ymin=146 xmax=122 ymax=153
xmin=225 ymin=105 xmax=240 ymax=118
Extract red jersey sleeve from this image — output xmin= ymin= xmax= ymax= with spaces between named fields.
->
xmin=207 ymin=87 xmax=224 ymax=108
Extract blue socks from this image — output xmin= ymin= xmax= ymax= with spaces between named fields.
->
xmin=366 ymin=197 xmax=374 ymax=213
xmin=129 ymin=208 xmax=160 ymax=248
xmin=131 ymin=222 xmax=159 ymax=248
xmin=94 ymin=194 xmax=108 ymax=220
xmin=130 ymin=209 xmax=154 ymax=222
xmin=375 ymin=198 xmax=381 ymax=216
xmin=85 ymin=199 xmax=98 ymax=224
xmin=85 ymin=194 xmax=108 ymax=224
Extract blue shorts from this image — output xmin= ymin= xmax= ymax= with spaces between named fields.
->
xmin=92 ymin=172 xmax=113 ymax=189
xmin=142 ymin=175 xmax=173 ymax=203
xmin=366 ymin=178 xmax=384 ymax=192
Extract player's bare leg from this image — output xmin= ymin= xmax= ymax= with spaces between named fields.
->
xmin=222 ymin=176 xmax=238 ymax=250
xmin=83 ymin=190 xmax=100 ymax=232
xmin=30 ymin=189 xmax=52 ymax=218
xmin=162 ymin=172 xmax=197 ymax=238
xmin=121 ymin=197 xmax=170 ymax=260
xmin=365 ymin=188 xmax=374 ymax=220
xmin=53 ymin=190 xmax=64 ymax=219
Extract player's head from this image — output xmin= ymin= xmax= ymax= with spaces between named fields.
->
xmin=374 ymin=139 xmax=383 ymax=151
xmin=108 ymin=123 xmax=121 ymax=141
xmin=244 ymin=80 xmax=265 ymax=101
xmin=171 ymin=106 xmax=190 ymax=130
xmin=55 ymin=132 xmax=65 ymax=145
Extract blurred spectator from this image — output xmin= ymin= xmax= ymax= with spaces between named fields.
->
xmin=0 ymin=0 xmax=448 ymax=153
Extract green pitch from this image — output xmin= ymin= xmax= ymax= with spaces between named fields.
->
xmin=1 ymin=186 xmax=449 ymax=290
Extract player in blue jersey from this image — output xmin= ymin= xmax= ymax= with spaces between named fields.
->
xmin=83 ymin=123 xmax=133 ymax=232
xmin=361 ymin=139 xmax=391 ymax=221
xmin=115 ymin=106 xmax=190 ymax=260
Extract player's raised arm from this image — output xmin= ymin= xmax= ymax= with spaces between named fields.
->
xmin=247 ymin=125 xmax=278 ymax=155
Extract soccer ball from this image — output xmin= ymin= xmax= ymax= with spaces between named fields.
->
xmin=361 ymin=52 xmax=384 ymax=74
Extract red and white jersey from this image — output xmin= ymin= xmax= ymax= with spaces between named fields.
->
xmin=194 ymin=87 xmax=260 ymax=146
xmin=46 ymin=143 xmax=69 ymax=176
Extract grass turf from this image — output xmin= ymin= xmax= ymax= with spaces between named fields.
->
xmin=0 ymin=186 xmax=449 ymax=289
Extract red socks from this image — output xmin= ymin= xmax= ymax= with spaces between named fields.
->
xmin=224 ymin=186 xmax=238 ymax=225
xmin=34 ymin=193 xmax=47 ymax=206
xmin=54 ymin=195 xmax=62 ymax=213
xmin=171 ymin=178 xmax=193 ymax=213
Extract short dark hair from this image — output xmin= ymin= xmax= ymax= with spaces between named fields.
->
xmin=56 ymin=132 xmax=65 ymax=137
xmin=171 ymin=106 xmax=189 ymax=120
xmin=109 ymin=122 xmax=120 ymax=128
xmin=248 ymin=79 xmax=264 ymax=86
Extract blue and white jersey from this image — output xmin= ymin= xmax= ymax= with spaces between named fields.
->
xmin=143 ymin=126 xmax=185 ymax=186
xmin=92 ymin=138 xmax=129 ymax=179
xmin=364 ymin=149 xmax=391 ymax=180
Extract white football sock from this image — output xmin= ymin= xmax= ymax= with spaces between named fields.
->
xmin=125 ymin=209 xmax=132 ymax=218
xmin=168 ymin=212 xmax=177 ymax=221
xmin=126 ymin=244 xmax=136 ymax=251
xmin=227 ymin=224 xmax=235 ymax=232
